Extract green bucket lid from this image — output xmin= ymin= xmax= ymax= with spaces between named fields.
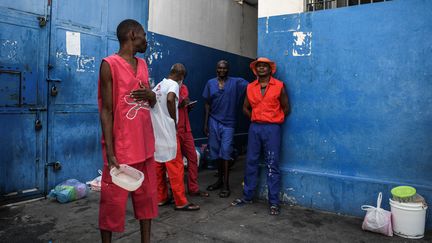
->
xmin=391 ymin=186 xmax=416 ymax=198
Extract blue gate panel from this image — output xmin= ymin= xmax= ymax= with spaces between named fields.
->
xmin=56 ymin=0 xmax=103 ymax=29
xmin=0 ymin=69 xmax=20 ymax=106
xmin=107 ymin=0 xmax=147 ymax=34
xmin=0 ymin=0 xmax=45 ymax=15
xmin=48 ymin=111 xmax=101 ymax=187
xmin=52 ymin=29 xmax=101 ymax=105
xmin=0 ymin=65 xmax=37 ymax=106
xmin=0 ymin=1 xmax=47 ymax=203
xmin=0 ymin=114 xmax=40 ymax=194
xmin=46 ymin=0 xmax=150 ymax=188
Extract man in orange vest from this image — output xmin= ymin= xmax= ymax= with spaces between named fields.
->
xmin=232 ymin=57 xmax=290 ymax=216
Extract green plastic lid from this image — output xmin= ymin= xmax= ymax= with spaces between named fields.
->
xmin=391 ymin=186 xmax=416 ymax=198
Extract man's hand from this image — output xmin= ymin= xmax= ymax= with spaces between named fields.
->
xmin=179 ymin=97 xmax=190 ymax=108
xmin=107 ymin=154 xmax=120 ymax=169
xmin=131 ymin=87 xmax=154 ymax=102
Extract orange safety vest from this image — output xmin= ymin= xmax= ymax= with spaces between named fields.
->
xmin=246 ymin=77 xmax=285 ymax=124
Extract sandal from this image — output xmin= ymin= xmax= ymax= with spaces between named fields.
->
xmin=207 ymin=181 xmax=223 ymax=191
xmin=219 ymin=190 xmax=231 ymax=198
xmin=189 ymin=190 xmax=210 ymax=197
xmin=174 ymin=203 xmax=200 ymax=211
xmin=231 ymin=198 xmax=252 ymax=206
xmin=269 ymin=204 xmax=280 ymax=215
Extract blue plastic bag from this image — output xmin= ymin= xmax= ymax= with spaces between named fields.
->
xmin=48 ymin=179 xmax=88 ymax=203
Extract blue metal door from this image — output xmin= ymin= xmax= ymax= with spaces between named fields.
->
xmin=46 ymin=0 xmax=148 ymax=188
xmin=0 ymin=0 xmax=149 ymax=203
xmin=0 ymin=1 xmax=49 ymax=203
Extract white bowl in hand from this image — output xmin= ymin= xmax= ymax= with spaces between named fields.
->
xmin=110 ymin=164 xmax=144 ymax=191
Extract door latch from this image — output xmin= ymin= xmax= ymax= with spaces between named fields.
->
xmin=51 ymin=85 xmax=58 ymax=96
xmin=47 ymin=161 xmax=62 ymax=171
xmin=35 ymin=119 xmax=42 ymax=131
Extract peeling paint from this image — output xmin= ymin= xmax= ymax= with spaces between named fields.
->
xmin=265 ymin=17 xmax=269 ymax=34
xmin=56 ymin=52 xmax=95 ymax=72
xmin=292 ymin=31 xmax=312 ymax=57
xmin=282 ymin=192 xmax=297 ymax=205
xmin=76 ymin=55 xmax=95 ymax=72
xmin=56 ymin=52 xmax=71 ymax=67
xmin=1 ymin=39 xmax=18 ymax=61
xmin=147 ymin=34 xmax=165 ymax=65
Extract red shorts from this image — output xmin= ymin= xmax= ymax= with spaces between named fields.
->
xmin=99 ymin=157 xmax=158 ymax=232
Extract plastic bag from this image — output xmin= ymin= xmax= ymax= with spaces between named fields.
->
xmin=48 ymin=179 xmax=89 ymax=203
xmin=183 ymin=149 xmax=201 ymax=168
xmin=86 ymin=170 xmax=102 ymax=191
xmin=150 ymin=83 xmax=177 ymax=162
xmin=361 ymin=192 xmax=393 ymax=236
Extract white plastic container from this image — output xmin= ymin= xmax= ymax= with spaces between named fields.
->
xmin=110 ymin=164 xmax=144 ymax=191
xmin=389 ymin=198 xmax=428 ymax=239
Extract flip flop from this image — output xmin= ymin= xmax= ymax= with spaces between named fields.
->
xmin=174 ymin=203 xmax=200 ymax=211
xmin=219 ymin=190 xmax=231 ymax=198
xmin=231 ymin=198 xmax=252 ymax=206
xmin=189 ymin=191 xmax=210 ymax=197
xmin=269 ymin=204 xmax=280 ymax=215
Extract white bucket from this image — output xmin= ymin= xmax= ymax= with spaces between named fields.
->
xmin=389 ymin=198 xmax=428 ymax=239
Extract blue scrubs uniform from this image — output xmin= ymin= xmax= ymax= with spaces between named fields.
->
xmin=202 ymin=77 xmax=248 ymax=160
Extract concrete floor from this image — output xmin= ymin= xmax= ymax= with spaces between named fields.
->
xmin=1 ymin=157 xmax=431 ymax=243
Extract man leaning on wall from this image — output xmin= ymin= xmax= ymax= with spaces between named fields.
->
xmin=232 ymin=57 xmax=290 ymax=216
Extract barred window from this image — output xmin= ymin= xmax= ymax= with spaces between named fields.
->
xmin=305 ymin=0 xmax=391 ymax=12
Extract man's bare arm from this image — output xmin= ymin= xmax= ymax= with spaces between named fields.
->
xmin=279 ymin=85 xmax=290 ymax=116
xmin=99 ymin=61 xmax=119 ymax=169
xmin=203 ymin=101 xmax=210 ymax=136
xmin=167 ymin=92 xmax=177 ymax=121
xmin=243 ymin=96 xmax=252 ymax=119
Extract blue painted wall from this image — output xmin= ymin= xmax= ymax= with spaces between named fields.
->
xmin=145 ymin=32 xmax=254 ymax=147
xmin=257 ymin=0 xmax=432 ymax=228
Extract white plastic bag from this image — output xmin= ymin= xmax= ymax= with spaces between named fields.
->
xmin=150 ymin=84 xmax=177 ymax=162
xmin=86 ymin=170 xmax=102 ymax=191
xmin=361 ymin=192 xmax=393 ymax=236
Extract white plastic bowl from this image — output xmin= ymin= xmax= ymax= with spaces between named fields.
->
xmin=110 ymin=164 xmax=144 ymax=191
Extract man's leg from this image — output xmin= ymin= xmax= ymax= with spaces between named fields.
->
xmin=243 ymin=123 xmax=262 ymax=201
xmin=140 ymin=219 xmax=151 ymax=243
xmin=207 ymin=117 xmax=223 ymax=191
xmin=262 ymin=124 xmax=282 ymax=207
xmin=219 ymin=125 xmax=235 ymax=197
xmin=166 ymin=140 xmax=189 ymax=206
xmin=155 ymin=162 xmax=169 ymax=203
xmin=100 ymin=230 xmax=112 ymax=243
xmin=180 ymin=131 xmax=199 ymax=193
xmin=131 ymin=159 xmax=158 ymax=242
xmin=99 ymin=165 xmax=129 ymax=239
